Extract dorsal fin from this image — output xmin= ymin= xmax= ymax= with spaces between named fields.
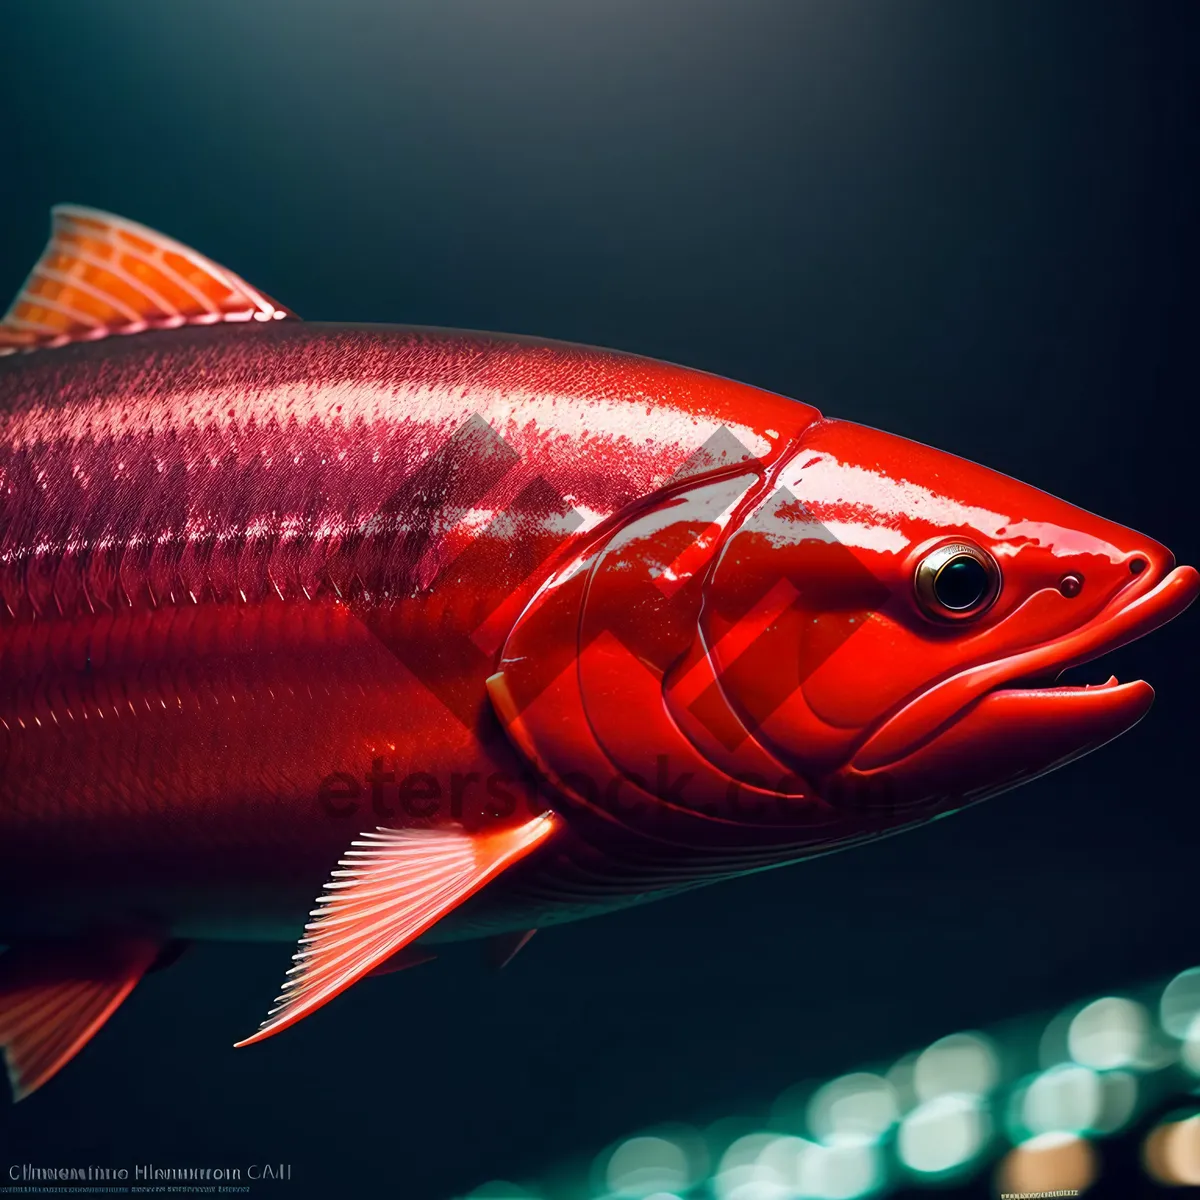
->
xmin=0 ymin=205 xmax=294 ymax=355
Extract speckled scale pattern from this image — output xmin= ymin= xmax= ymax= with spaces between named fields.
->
xmin=0 ymin=321 xmax=815 ymax=938
xmin=0 ymin=323 xmax=803 ymax=623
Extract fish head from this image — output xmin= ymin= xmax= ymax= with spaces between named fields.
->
xmin=702 ymin=416 xmax=1199 ymax=823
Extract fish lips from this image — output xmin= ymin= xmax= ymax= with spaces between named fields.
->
xmin=846 ymin=564 xmax=1200 ymax=792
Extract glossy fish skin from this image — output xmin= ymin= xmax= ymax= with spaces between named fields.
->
xmin=0 ymin=206 xmax=1195 ymax=1092
xmin=493 ymin=417 xmax=1197 ymax=851
xmin=1 ymin=316 xmax=1193 ymax=943
xmin=0 ymin=320 xmax=819 ymax=940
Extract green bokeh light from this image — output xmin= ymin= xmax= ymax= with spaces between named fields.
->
xmin=463 ymin=964 xmax=1200 ymax=1200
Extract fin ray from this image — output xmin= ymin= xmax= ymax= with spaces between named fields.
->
xmin=236 ymin=816 xmax=557 ymax=1047
xmin=0 ymin=205 xmax=294 ymax=355
xmin=0 ymin=937 xmax=160 ymax=1101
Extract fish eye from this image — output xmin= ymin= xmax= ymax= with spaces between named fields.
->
xmin=914 ymin=541 xmax=1000 ymax=621
xmin=1059 ymin=572 xmax=1084 ymax=598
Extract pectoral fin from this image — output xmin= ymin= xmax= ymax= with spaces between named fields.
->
xmin=236 ymin=815 xmax=558 ymax=1047
xmin=0 ymin=936 xmax=161 ymax=1101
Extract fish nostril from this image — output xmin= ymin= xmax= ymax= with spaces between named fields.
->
xmin=1129 ymin=557 xmax=1148 ymax=576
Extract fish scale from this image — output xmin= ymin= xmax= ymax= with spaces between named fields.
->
xmin=0 ymin=205 xmax=1193 ymax=1095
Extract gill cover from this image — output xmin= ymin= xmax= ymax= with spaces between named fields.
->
xmin=702 ymin=417 xmax=1196 ymax=815
xmin=490 ymin=412 xmax=1200 ymax=836
xmin=487 ymin=440 xmax=864 ymax=854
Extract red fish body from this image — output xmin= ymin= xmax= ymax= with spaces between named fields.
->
xmin=0 ymin=320 xmax=822 ymax=940
xmin=0 ymin=207 xmax=1195 ymax=1097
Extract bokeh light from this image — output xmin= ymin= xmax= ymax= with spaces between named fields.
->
xmin=605 ymin=1135 xmax=691 ymax=1198
xmin=713 ymin=1132 xmax=787 ymax=1200
xmin=1160 ymin=968 xmax=1200 ymax=1039
xmin=1182 ymin=1015 xmax=1200 ymax=1076
xmin=912 ymin=1032 xmax=998 ymax=1101
xmin=467 ymin=1183 xmax=539 ymax=1200
xmin=1020 ymin=1064 xmax=1102 ymax=1136
xmin=996 ymin=1132 xmax=1097 ymax=1196
xmin=466 ymin=963 xmax=1200 ymax=1200
xmin=897 ymin=1093 xmax=990 ymax=1175
xmin=883 ymin=1055 xmax=917 ymax=1116
xmin=1092 ymin=1070 xmax=1139 ymax=1134
xmin=1039 ymin=1005 xmax=1076 ymax=1070
xmin=1068 ymin=997 xmax=1147 ymax=1070
xmin=791 ymin=1139 xmax=881 ymax=1200
xmin=710 ymin=1132 xmax=883 ymax=1200
xmin=1143 ymin=1113 xmax=1200 ymax=1186
xmin=806 ymin=1073 xmax=897 ymax=1146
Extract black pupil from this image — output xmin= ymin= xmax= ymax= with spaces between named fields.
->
xmin=935 ymin=555 xmax=990 ymax=611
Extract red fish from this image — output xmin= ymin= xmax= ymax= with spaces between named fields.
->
xmin=0 ymin=206 xmax=1195 ymax=1099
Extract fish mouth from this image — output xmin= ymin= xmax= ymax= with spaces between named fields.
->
xmin=852 ymin=563 xmax=1200 ymax=775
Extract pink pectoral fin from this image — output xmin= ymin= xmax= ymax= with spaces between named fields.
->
xmin=0 ymin=205 xmax=294 ymax=354
xmin=235 ymin=815 xmax=558 ymax=1047
xmin=0 ymin=937 xmax=161 ymax=1101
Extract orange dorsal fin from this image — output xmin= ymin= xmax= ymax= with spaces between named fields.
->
xmin=235 ymin=815 xmax=558 ymax=1047
xmin=0 ymin=937 xmax=161 ymax=1101
xmin=0 ymin=205 xmax=294 ymax=355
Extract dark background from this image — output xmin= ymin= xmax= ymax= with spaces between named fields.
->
xmin=0 ymin=2 xmax=1197 ymax=1197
